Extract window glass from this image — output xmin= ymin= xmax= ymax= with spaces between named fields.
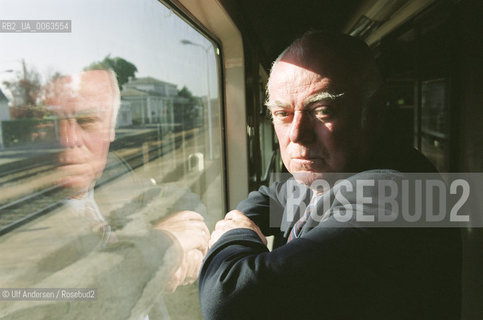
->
xmin=0 ymin=1 xmax=224 ymax=319
xmin=420 ymin=79 xmax=449 ymax=171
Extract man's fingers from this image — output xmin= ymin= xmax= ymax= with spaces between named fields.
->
xmin=165 ymin=248 xmax=205 ymax=292
xmin=192 ymin=233 xmax=209 ymax=254
xmin=212 ymin=213 xmax=268 ymax=247
xmin=157 ymin=211 xmax=205 ymax=228
xmin=164 ymin=265 xmax=185 ymax=293
xmin=183 ymin=249 xmax=204 ymax=285
xmin=254 ymin=228 xmax=268 ymax=246
xmin=225 ymin=210 xmax=246 ymax=220
xmin=177 ymin=210 xmax=205 ymax=221
xmin=156 ymin=219 xmax=209 ymax=238
xmin=214 ymin=219 xmax=227 ymax=229
xmin=209 ymin=229 xmax=223 ymax=248
xmin=200 ymin=224 xmax=210 ymax=248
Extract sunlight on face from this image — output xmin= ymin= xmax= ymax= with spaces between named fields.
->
xmin=267 ymin=59 xmax=364 ymax=185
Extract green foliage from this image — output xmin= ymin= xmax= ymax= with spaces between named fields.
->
xmin=1 ymin=61 xmax=42 ymax=116
xmin=177 ymin=86 xmax=194 ymax=100
xmin=84 ymin=55 xmax=138 ymax=88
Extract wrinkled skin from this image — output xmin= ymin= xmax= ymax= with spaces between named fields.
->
xmin=44 ymin=70 xmax=116 ymax=198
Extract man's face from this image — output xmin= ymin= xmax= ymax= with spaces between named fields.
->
xmin=267 ymin=55 xmax=365 ymax=185
xmin=44 ymin=70 xmax=116 ymax=197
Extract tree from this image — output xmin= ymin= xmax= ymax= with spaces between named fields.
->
xmin=84 ymin=55 xmax=137 ymax=89
xmin=177 ymin=86 xmax=202 ymax=129
xmin=1 ymin=60 xmax=47 ymax=119
xmin=177 ymin=86 xmax=195 ymax=100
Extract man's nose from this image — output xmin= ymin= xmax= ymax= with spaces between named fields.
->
xmin=288 ymin=111 xmax=315 ymax=143
xmin=59 ymin=118 xmax=82 ymax=148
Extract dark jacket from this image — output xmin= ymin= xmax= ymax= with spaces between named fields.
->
xmin=199 ymin=148 xmax=461 ymax=319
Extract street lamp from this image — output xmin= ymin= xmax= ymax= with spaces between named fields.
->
xmin=180 ymin=39 xmax=214 ymax=160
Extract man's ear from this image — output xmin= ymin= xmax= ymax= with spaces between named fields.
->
xmin=109 ymin=127 xmax=116 ymax=142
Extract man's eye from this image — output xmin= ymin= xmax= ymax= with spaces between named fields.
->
xmin=272 ymin=110 xmax=291 ymax=120
xmin=312 ymin=106 xmax=333 ymax=121
xmin=76 ymin=116 xmax=99 ymax=128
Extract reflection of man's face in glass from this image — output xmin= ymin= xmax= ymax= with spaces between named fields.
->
xmin=44 ymin=70 xmax=118 ymax=198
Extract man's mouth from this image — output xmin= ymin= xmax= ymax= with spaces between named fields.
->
xmin=291 ymin=157 xmax=322 ymax=162
xmin=291 ymin=157 xmax=326 ymax=169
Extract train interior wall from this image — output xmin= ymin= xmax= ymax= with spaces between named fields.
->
xmin=375 ymin=1 xmax=482 ymax=318
xmin=453 ymin=2 xmax=483 ymax=318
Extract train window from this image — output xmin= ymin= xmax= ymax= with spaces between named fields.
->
xmin=420 ymin=79 xmax=450 ymax=171
xmin=0 ymin=0 xmax=224 ymax=319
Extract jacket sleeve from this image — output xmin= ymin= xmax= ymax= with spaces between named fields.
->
xmin=199 ymin=170 xmax=462 ymax=320
xmin=235 ymin=182 xmax=286 ymax=236
xmin=235 ymin=180 xmax=311 ymax=239
xmin=199 ymin=220 xmax=372 ymax=320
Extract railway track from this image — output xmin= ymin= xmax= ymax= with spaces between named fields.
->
xmin=0 ymin=128 xmax=197 ymax=236
xmin=0 ymin=162 xmax=60 ymax=187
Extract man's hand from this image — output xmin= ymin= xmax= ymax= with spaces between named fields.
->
xmin=210 ymin=210 xmax=267 ymax=248
xmin=154 ymin=210 xmax=210 ymax=292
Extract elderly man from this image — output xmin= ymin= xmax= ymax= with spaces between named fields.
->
xmin=44 ymin=69 xmax=119 ymax=198
xmin=199 ymin=32 xmax=460 ymax=319
xmin=44 ymin=70 xmax=209 ymax=285
xmin=0 ymin=69 xmax=209 ymax=320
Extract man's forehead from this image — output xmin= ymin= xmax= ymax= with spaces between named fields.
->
xmin=271 ymin=62 xmax=327 ymax=85
xmin=268 ymin=61 xmax=337 ymax=96
xmin=271 ymin=52 xmax=345 ymax=82
xmin=268 ymin=54 xmax=358 ymax=101
xmin=52 ymin=71 xmax=113 ymax=94
xmin=46 ymin=71 xmax=114 ymax=108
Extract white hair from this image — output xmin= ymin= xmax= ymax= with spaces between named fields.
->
xmin=104 ymin=69 xmax=120 ymax=141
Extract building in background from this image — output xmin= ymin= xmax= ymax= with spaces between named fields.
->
xmin=120 ymin=77 xmax=202 ymax=131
